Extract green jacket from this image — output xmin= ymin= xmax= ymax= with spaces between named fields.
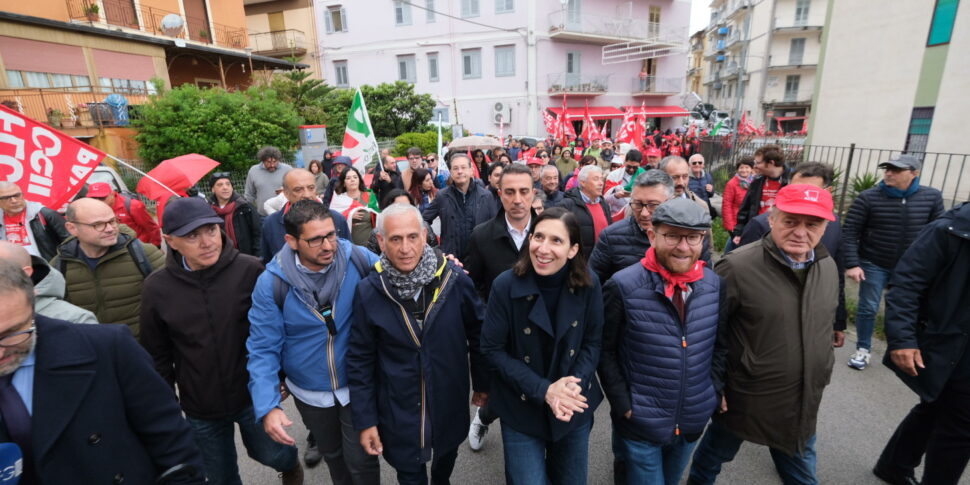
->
xmin=51 ymin=234 xmax=165 ymax=339
xmin=713 ymin=235 xmax=837 ymax=456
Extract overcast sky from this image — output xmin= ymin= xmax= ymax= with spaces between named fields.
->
xmin=689 ymin=0 xmax=711 ymax=35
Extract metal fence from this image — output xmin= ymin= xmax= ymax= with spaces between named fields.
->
xmin=699 ymin=136 xmax=970 ymax=213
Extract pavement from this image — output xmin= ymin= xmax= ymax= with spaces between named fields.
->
xmin=236 ymin=330 xmax=969 ymax=484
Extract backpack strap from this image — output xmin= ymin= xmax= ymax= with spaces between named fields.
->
xmin=127 ymin=239 xmax=154 ymax=278
xmin=272 ymin=272 xmax=289 ymax=311
xmin=122 ymin=194 xmax=132 ymax=214
xmin=349 ymin=245 xmax=373 ymax=278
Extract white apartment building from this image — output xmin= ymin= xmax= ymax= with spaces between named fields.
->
xmin=702 ymin=0 xmax=826 ymax=131
xmin=313 ymin=0 xmax=693 ymax=136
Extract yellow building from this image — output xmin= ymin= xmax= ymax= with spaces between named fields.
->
xmin=245 ymin=0 xmax=322 ymax=80
xmin=687 ymin=29 xmax=706 ymax=98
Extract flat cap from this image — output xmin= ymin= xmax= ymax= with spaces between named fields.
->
xmin=651 ymin=197 xmax=711 ymax=230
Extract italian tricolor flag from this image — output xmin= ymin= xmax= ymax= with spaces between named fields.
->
xmin=342 ymin=88 xmax=380 ymax=172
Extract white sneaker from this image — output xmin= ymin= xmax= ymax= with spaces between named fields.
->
xmin=468 ymin=408 xmax=489 ymax=451
xmin=848 ymin=348 xmax=871 ymax=370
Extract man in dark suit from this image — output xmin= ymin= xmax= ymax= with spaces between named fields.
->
xmin=0 ymin=259 xmax=204 ymax=484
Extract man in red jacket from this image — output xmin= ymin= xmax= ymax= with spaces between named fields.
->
xmin=88 ymin=182 xmax=161 ymax=246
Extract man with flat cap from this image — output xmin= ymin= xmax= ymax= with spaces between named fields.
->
xmin=599 ymin=197 xmax=722 ymax=484
xmin=688 ymin=184 xmax=840 ymax=485
xmin=841 ymin=154 xmax=943 ymax=371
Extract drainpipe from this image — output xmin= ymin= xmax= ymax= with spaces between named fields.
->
xmin=526 ymin=0 xmax=538 ymax=136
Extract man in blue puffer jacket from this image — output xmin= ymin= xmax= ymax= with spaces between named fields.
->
xmin=599 ymin=198 xmax=722 ymax=485
xmin=247 ymin=200 xmax=381 ymax=485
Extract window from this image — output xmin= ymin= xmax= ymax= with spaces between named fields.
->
xmin=462 ymin=48 xmax=482 ymax=79
xmin=334 ymin=61 xmax=349 ymax=87
xmin=494 ymin=45 xmax=515 ymax=77
xmin=428 ymin=52 xmax=439 ymax=82
xmin=426 ymin=0 xmax=435 ymax=22
xmin=794 ymin=0 xmax=810 ymax=26
xmin=432 ymin=107 xmax=449 ymax=123
xmin=6 ymin=70 xmax=91 ymax=91
xmin=461 ymin=0 xmax=480 ymax=18
xmin=394 ymin=1 xmax=412 ymax=25
xmin=565 ymin=51 xmax=581 ymax=86
xmin=325 ymin=6 xmax=348 ymax=33
xmin=789 ymin=38 xmax=805 ymax=65
xmin=928 ymin=0 xmax=959 ymax=46
xmin=397 ymin=55 xmax=416 ymax=83
xmin=904 ymin=107 xmax=934 ymax=154
xmin=496 ymin=0 xmax=513 ymax=14
xmin=648 ymin=6 xmax=661 ymax=37
xmin=99 ymin=78 xmax=148 ymax=94
xmin=784 ymin=75 xmax=800 ymax=101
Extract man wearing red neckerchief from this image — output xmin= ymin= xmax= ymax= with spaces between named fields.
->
xmin=0 ymin=181 xmax=70 ymax=260
xmin=599 ymin=197 xmax=720 ymax=484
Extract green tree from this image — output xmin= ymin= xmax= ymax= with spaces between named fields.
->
xmin=391 ymin=130 xmax=453 ymax=157
xmin=133 ymin=85 xmax=301 ymax=173
xmin=269 ymin=70 xmax=334 ymax=125
xmin=360 ymin=82 xmax=435 ymax=138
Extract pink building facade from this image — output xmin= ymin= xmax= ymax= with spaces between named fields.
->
xmin=315 ymin=0 xmax=691 ymax=137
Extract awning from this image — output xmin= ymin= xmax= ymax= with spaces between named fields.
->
xmin=621 ymin=105 xmax=690 ymax=118
xmin=548 ymin=107 xmax=625 ymax=120
xmin=774 ymin=116 xmax=808 ymax=121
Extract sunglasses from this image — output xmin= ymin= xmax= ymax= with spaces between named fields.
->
xmin=211 ymin=172 xmax=231 ymax=179
xmin=691 ymin=161 xmax=704 ymax=165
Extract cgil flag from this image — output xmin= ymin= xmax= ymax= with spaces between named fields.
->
xmin=0 ymin=105 xmax=103 ymax=209
xmin=342 ymin=88 xmax=380 ymax=173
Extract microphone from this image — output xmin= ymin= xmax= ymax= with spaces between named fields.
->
xmin=0 ymin=442 xmax=22 ymax=484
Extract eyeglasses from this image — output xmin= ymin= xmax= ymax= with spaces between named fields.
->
xmin=657 ymin=232 xmax=704 ymax=246
xmin=629 ymin=201 xmax=662 ymax=212
xmin=70 ymin=218 xmax=119 ymax=232
xmin=0 ymin=322 xmax=34 ymax=348
xmin=301 ymin=231 xmax=337 ymax=248
xmin=0 ymin=192 xmax=23 ymax=202
xmin=211 ymin=172 xmax=231 ymax=179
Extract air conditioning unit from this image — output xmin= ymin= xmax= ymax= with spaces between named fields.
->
xmin=492 ymin=101 xmax=511 ymax=124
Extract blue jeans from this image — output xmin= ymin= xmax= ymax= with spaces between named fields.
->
xmin=501 ymin=420 xmax=592 ymax=485
xmin=615 ymin=432 xmax=697 ymax=485
xmin=186 ymin=406 xmax=298 ymax=485
xmin=854 ymin=259 xmax=893 ymax=351
xmin=395 ymin=447 xmax=458 ymax=485
xmin=688 ymin=419 xmax=818 ymax=485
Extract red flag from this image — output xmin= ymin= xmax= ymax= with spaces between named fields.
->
xmin=580 ymin=100 xmax=600 ymax=142
xmin=599 ymin=121 xmax=609 ymax=140
xmin=541 ymin=109 xmax=558 ymax=137
xmin=739 ymin=113 xmax=748 ymax=135
xmin=0 ymin=106 xmax=103 ymax=209
xmin=632 ymin=102 xmax=648 ymax=150
xmin=615 ymin=106 xmax=637 ymax=144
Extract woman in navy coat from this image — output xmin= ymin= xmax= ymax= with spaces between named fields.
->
xmin=480 ymin=207 xmax=604 ymax=485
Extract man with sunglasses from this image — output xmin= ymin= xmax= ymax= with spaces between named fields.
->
xmin=51 ymin=198 xmax=164 ymax=339
xmin=249 ymin=200 xmax=381 ymax=485
xmin=0 ymin=260 xmax=206 ymax=484
xmin=0 ymin=181 xmax=70 ymax=261
xmin=141 ymin=197 xmax=304 ymax=484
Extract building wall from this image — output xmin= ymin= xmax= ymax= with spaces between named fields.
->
xmin=1 ymin=0 xmax=71 ymax=23
xmin=245 ymin=0 xmax=321 ymax=78
xmin=315 ymin=0 xmax=691 ymax=136
xmin=926 ymin=4 xmax=970 ymax=154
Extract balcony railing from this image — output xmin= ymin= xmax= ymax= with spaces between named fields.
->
xmin=547 ymin=11 xmax=686 ymax=46
xmin=774 ymin=18 xmax=823 ymax=31
xmin=0 ymin=87 xmax=150 ymax=128
xmin=248 ymin=30 xmax=307 ymax=57
xmin=66 ymin=0 xmax=247 ymax=49
xmin=631 ymin=76 xmax=683 ymax=94
xmin=547 ymin=73 xmax=608 ymax=95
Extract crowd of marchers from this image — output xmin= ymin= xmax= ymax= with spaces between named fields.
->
xmin=0 ymin=134 xmax=966 ymax=485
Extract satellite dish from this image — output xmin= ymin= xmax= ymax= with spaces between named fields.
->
xmin=160 ymin=14 xmax=185 ymax=37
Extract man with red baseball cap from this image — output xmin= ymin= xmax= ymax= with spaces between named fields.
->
xmin=526 ymin=156 xmax=545 ymax=185
xmin=689 ymin=183 xmax=839 ymax=484
xmin=88 ymin=182 xmax=161 ymax=246
xmin=644 ymin=147 xmax=663 ymax=169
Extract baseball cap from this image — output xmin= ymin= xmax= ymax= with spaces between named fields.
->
xmin=645 ymin=147 xmax=662 ymax=157
xmin=87 ymin=182 xmax=113 ymax=198
xmin=651 ymin=198 xmax=711 ymax=230
xmin=162 ymin=197 xmax=224 ymax=236
xmin=878 ymin=154 xmax=921 ymax=171
xmin=601 ymin=139 xmax=613 ymax=145
xmin=773 ymin=184 xmax=835 ymax=221
xmin=526 ymin=157 xmax=545 ymax=166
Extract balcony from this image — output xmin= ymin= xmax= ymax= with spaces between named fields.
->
xmin=721 ymin=63 xmax=740 ymax=78
xmin=774 ymin=18 xmax=824 ymax=33
xmin=0 ymin=87 xmax=151 ymax=130
xmin=703 ymin=72 xmax=719 ymax=84
xmin=66 ymin=0 xmax=247 ymax=49
xmin=725 ymin=0 xmax=751 ymax=19
xmin=631 ymin=76 xmax=683 ymax=97
xmin=767 ymin=59 xmax=818 ymax=71
xmin=547 ymin=11 xmax=686 ymax=49
xmin=249 ymin=30 xmax=307 ymax=58
xmin=547 ymin=73 xmax=608 ymax=97
xmin=723 ymin=31 xmax=746 ymax=49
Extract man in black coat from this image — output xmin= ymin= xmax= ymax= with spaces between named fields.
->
xmin=841 ymin=155 xmax=944 ymax=370
xmin=464 ymin=164 xmax=534 ymax=451
xmin=422 ymin=154 xmax=497 ymax=259
xmin=589 ymin=169 xmax=673 ymax=284
xmin=874 ymin=201 xmax=970 ymax=485
xmin=370 ymin=155 xmax=405 ymax=204
xmin=736 ymin=162 xmax=848 ymax=346
xmin=141 ymin=197 xmax=302 ymax=484
xmin=0 ymin=260 xmax=204 ymax=484
xmin=559 ymin=165 xmax=612 ymax=260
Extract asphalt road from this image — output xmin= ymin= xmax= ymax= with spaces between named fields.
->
xmin=236 ymin=331 xmax=968 ymax=484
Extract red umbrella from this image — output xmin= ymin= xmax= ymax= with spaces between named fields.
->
xmin=137 ymin=153 xmax=220 ymax=201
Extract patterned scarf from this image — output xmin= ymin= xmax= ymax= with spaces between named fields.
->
xmin=736 ymin=173 xmax=754 ymax=190
xmin=380 ymin=245 xmax=440 ymax=299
